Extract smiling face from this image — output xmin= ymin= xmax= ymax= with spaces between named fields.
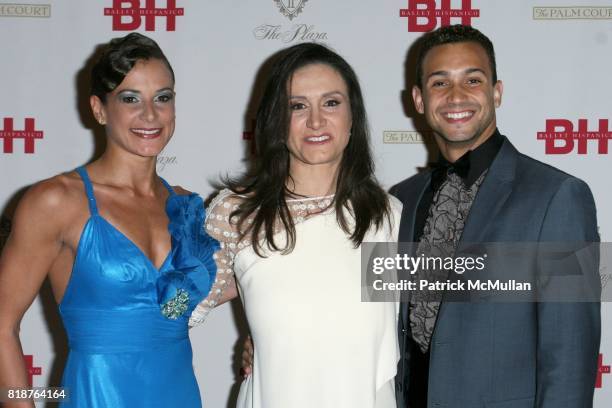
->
xmin=413 ymin=41 xmax=502 ymax=152
xmin=286 ymin=63 xmax=352 ymax=175
xmin=90 ymin=58 xmax=175 ymax=158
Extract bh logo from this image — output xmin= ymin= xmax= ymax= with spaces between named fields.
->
xmin=537 ymin=119 xmax=611 ymax=155
xmin=0 ymin=117 xmax=43 ymax=154
xmin=24 ymin=355 xmax=42 ymax=387
xmin=399 ymin=0 xmax=480 ymax=32
xmin=597 ymin=354 xmax=610 ymax=388
xmin=104 ymin=0 xmax=184 ymax=31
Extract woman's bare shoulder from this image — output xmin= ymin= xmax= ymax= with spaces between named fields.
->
xmin=21 ymin=172 xmax=84 ymax=213
xmin=11 ymin=171 xmax=87 ymax=236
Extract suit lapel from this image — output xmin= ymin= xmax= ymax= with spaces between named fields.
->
xmin=460 ymin=138 xmax=518 ymax=243
xmin=436 ymin=139 xmax=518 ymax=335
xmin=397 ymin=172 xmax=430 ymax=332
xmin=398 ymin=172 xmax=430 ymax=244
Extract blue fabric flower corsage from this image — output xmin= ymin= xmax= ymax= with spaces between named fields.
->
xmin=157 ymin=193 xmax=220 ymax=320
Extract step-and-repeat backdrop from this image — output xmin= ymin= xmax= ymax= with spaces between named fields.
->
xmin=1 ymin=1 xmax=611 ymax=406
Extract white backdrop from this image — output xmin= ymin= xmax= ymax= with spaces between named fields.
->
xmin=1 ymin=1 xmax=611 ymax=406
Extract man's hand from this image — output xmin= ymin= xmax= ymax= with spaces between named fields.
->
xmin=240 ymin=335 xmax=253 ymax=378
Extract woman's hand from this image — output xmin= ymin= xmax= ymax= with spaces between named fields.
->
xmin=240 ymin=335 xmax=254 ymax=378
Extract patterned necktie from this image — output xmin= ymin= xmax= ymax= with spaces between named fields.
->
xmin=409 ymin=170 xmax=487 ymax=353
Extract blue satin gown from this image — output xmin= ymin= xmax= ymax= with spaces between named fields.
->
xmin=58 ymin=166 xmax=218 ymax=407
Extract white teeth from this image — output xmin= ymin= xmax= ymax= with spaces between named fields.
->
xmin=307 ymin=135 xmax=330 ymax=142
xmin=132 ymin=129 xmax=160 ymax=135
xmin=446 ymin=111 xmax=472 ymax=120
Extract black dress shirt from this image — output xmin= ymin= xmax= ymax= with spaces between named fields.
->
xmin=407 ymin=128 xmax=504 ymax=408
xmin=413 ymin=129 xmax=505 ymax=242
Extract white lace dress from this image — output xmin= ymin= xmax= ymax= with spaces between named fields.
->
xmin=190 ymin=189 xmax=402 ymax=408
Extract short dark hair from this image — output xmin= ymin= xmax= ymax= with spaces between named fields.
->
xmin=227 ymin=42 xmax=390 ymax=256
xmin=415 ymin=24 xmax=497 ymax=88
xmin=90 ymin=33 xmax=174 ymax=102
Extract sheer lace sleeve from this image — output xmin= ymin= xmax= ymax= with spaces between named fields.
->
xmin=188 ymin=190 xmax=337 ymax=326
xmin=189 ymin=189 xmax=242 ymax=327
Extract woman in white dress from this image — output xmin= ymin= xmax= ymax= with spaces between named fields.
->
xmin=190 ymin=43 xmax=402 ymax=408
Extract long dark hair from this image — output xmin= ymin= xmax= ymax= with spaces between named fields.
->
xmin=228 ymin=42 xmax=390 ymax=256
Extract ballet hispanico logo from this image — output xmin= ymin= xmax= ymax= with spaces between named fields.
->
xmin=597 ymin=354 xmax=610 ymax=388
xmin=537 ymin=119 xmax=611 ymax=155
xmin=24 ymin=355 xmax=42 ymax=386
xmin=0 ymin=3 xmax=50 ymax=17
xmin=104 ymin=0 xmax=184 ymax=31
xmin=275 ymin=0 xmax=308 ymax=20
xmin=399 ymin=0 xmax=480 ymax=32
xmin=0 ymin=117 xmax=44 ymax=154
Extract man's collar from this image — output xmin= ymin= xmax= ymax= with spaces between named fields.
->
xmin=433 ymin=128 xmax=504 ymax=189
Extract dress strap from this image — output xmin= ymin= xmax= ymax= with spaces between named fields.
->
xmin=159 ymin=177 xmax=176 ymax=196
xmin=75 ymin=166 xmax=99 ymax=215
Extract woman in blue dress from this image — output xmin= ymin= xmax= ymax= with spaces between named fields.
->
xmin=0 ymin=33 xmax=226 ymax=407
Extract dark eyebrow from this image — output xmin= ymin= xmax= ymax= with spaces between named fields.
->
xmin=427 ymin=67 xmax=487 ymax=80
xmin=289 ymin=91 xmax=347 ymax=99
xmin=117 ymin=89 xmax=140 ymax=94
xmin=427 ymin=70 xmax=449 ymax=79
xmin=117 ymin=87 xmax=174 ymax=94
